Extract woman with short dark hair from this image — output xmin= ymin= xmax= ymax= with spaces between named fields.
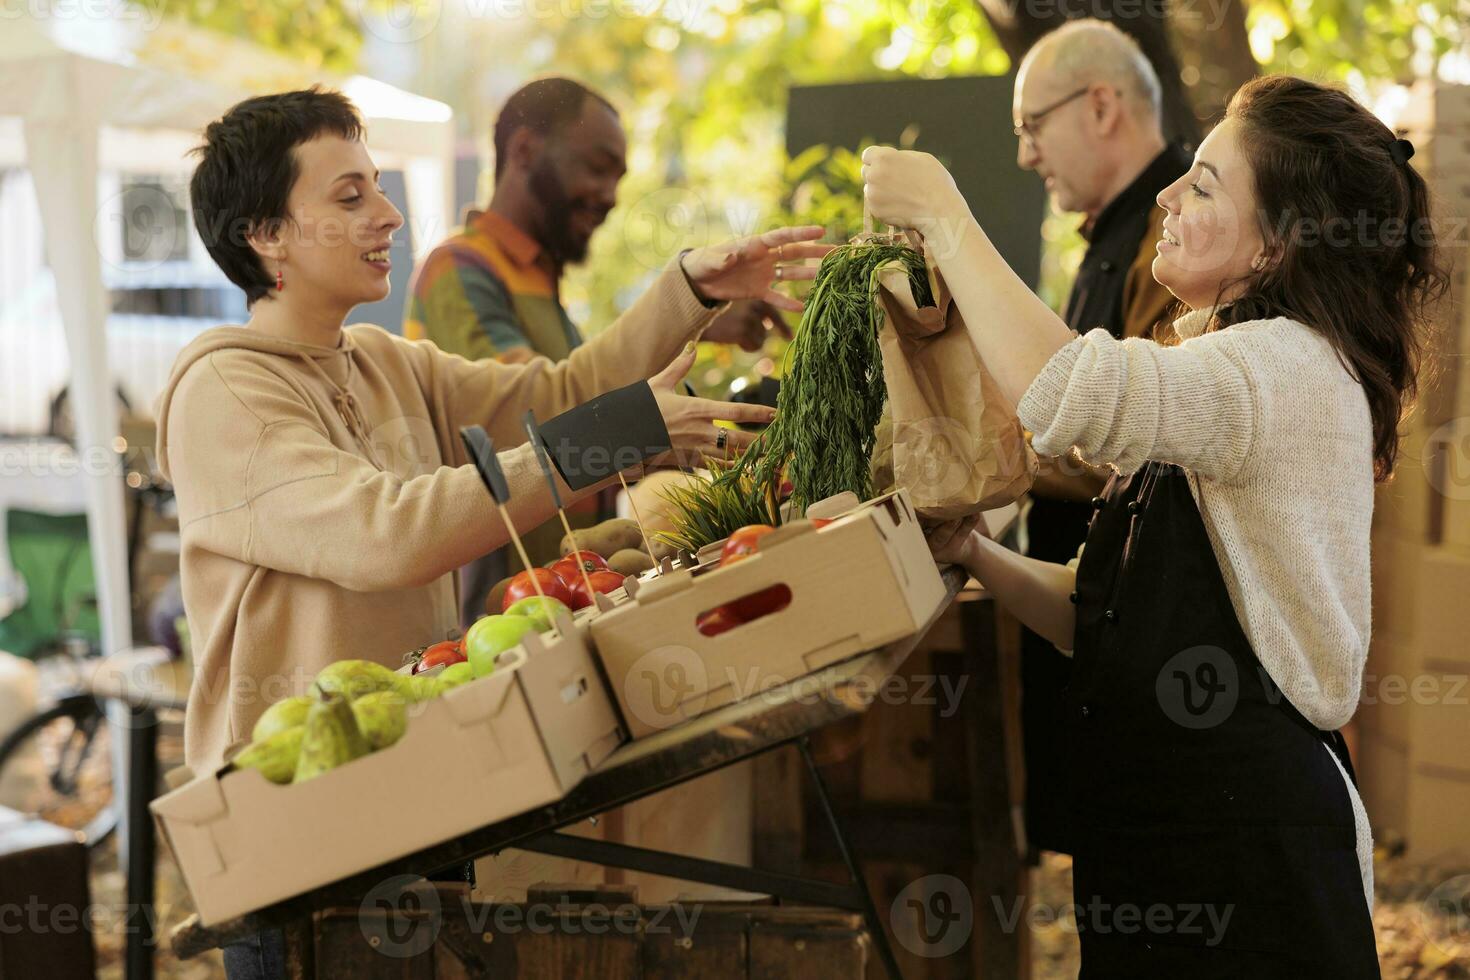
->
xmin=161 ymin=87 xmax=829 ymax=980
xmin=864 ymin=75 xmax=1445 ymax=976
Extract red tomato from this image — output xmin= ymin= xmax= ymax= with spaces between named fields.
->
xmin=696 ymin=605 xmax=746 ymax=637
xmin=729 ymin=584 xmax=792 ymax=623
xmin=502 ymin=568 xmax=574 ymax=612
xmin=550 ymin=550 xmax=610 ymax=587
xmin=568 ymin=569 xmax=627 ymax=610
xmin=720 ymin=524 xmax=777 ymax=566
xmin=415 ymin=638 xmax=466 ymax=673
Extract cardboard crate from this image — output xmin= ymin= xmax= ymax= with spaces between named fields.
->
xmin=1398 ymin=81 xmax=1470 ymax=130
xmin=1374 ymin=450 xmax=1437 ymax=540
xmin=1370 ymin=531 xmax=1427 ymax=641
xmin=1445 ymin=495 xmax=1470 ymax=557
xmin=1361 ymin=630 xmax=1418 ymax=746
xmin=1415 ymin=548 xmax=1470 ymax=669
xmin=151 ymin=617 xmax=625 ymax=926
xmin=1403 ymin=766 xmax=1470 ymax=860
xmin=1356 ymin=729 xmax=1410 ymax=837
xmin=591 ymin=491 xmax=947 ymax=739
xmin=1405 ymin=668 xmax=1470 ymax=775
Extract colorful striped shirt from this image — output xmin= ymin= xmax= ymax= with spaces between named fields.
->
xmin=405 ymin=208 xmax=582 ymax=363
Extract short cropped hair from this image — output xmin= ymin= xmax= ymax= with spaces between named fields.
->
xmin=493 ymin=77 xmax=618 ymax=181
xmin=190 ymin=86 xmax=363 ymax=306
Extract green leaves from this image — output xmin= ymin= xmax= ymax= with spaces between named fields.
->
xmin=656 ymin=238 xmax=933 ymax=552
xmin=655 ymin=462 xmax=783 ymax=555
xmin=762 ymin=238 xmax=932 ymax=512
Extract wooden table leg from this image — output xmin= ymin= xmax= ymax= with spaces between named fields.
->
xmin=283 ymin=915 xmax=315 ymax=980
xmin=125 ymin=705 xmax=158 ymax=980
xmin=962 ymin=599 xmax=1030 ymax=980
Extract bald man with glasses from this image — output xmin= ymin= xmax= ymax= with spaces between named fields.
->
xmin=1009 ymin=18 xmax=1192 ymax=862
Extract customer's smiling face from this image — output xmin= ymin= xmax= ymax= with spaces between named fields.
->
xmin=250 ymin=135 xmax=404 ymax=311
xmin=1153 ymin=118 xmax=1268 ymax=310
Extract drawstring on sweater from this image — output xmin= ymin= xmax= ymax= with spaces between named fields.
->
xmin=297 ymin=350 xmax=389 ymax=471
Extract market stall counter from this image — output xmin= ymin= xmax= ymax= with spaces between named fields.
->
xmin=167 ymin=563 xmax=971 ymax=980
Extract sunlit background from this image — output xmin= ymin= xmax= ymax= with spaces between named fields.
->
xmin=3 ymin=0 xmax=1470 ymax=435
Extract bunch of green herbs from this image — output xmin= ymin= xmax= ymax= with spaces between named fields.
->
xmin=658 ymin=237 xmax=934 ymax=552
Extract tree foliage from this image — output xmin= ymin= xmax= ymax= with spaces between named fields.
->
xmin=159 ymin=0 xmax=1470 ymax=392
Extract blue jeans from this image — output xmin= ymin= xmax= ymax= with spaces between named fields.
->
xmin=222 ymin=928 xmax=286 ymax=980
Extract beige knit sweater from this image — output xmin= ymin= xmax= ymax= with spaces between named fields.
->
xmin=1018 ymin=306 xmax=1376 ymax=907
xmin=157 ymin=261 xmax=719 ymax=773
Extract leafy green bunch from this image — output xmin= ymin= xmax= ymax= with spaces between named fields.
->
xmin=728 ymin=237 xmax=933 ymax=513
xmin=658 ymin=236 xmax=934 ymax=553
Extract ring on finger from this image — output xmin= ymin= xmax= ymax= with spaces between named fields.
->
xmin=774 ymin=265 xmax=785 ymax=281
xmin=715 ymin=428 xmax=728 ymax=451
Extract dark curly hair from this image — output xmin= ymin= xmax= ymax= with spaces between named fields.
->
xmin=189 ymin=87 xmax=363 ymax=306
xmin=1210 ymin=75 xmax=1450 ymax=481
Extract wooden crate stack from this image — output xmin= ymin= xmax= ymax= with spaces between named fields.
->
xmin=1357 ymin=81 xmax=1470 ymax=860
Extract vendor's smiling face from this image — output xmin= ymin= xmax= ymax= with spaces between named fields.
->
xmin=258 ymin=134 xmax=404 ymax=310
xmin=525 ymin=97 xmax=626 ymax=265
xmin=1153 ymin=117 xmax=1268 ymax=309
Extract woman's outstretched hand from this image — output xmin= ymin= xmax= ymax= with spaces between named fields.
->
xmin=645 ymin=343 xmax=775 ymax=469
xmin=860 ymin=147 xmax=970 ymax=246
xmin=681 ymin=225 xmax=834 ymax=313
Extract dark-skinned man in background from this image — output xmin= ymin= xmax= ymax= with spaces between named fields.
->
xmin=408 ymin=77 xmax=791 ymax=626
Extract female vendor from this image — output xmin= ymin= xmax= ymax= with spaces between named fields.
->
xmin=864 ymin=75 xmax=1445 ymax=976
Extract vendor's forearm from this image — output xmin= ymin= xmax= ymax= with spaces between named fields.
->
xmin=961 ymin=535 xmax=1076 ymax=651
xmin=1030 ymin=452 xmax=1109 ymax=502
xmin=931 ymin=214 xmax=1076 ymax=410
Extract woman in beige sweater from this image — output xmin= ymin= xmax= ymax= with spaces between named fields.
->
xmin=159 ymin=87 xmax=829 ymax=779
xmin=865 ymin=76 xmax=1445 ymax=975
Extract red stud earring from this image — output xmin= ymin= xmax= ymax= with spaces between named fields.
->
xmin=275 ymin=268 xmax=284 ymax=291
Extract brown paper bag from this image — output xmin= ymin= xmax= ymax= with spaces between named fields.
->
xmin=871 ymin=247 xmax=1036 ymax=520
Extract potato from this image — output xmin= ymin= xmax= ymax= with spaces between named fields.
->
xmin=485 ymin=576 xmax=516 ymax=617
xmin=607 ymin=548 xmax=656 ymax=577
xmin=559 ymin=518 xmax=644 ymax=559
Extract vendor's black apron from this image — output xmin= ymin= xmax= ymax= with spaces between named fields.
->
xmin=1064 ymin=461 xmax=1379 ymax=977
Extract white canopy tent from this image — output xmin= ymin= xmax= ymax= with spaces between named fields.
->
xmin=0 ymin=13 xmax=455 ymax=670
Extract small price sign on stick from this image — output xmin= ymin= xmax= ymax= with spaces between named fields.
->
xmin=459 ymin=424 xmax=551 ymax=615
xmin=523 ymin=412 xmax=599 ymax=605
xmin=616 ymin=471 xmax=662 ymax=576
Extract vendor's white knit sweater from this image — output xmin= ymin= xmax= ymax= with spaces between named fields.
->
xmin=1017 ymin=306 xmax=1375 ymax=909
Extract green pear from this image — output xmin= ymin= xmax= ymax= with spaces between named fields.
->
xmin=313 ymin=659 xmax=409 ymax=701
xmin=351 ymin=690 xmax=408 ymax=750
xmin=401 ymin=672 xmax=443 ymax=704
xmin=293 ymin=692 xmax=369 ymax=783
xmin=232 ymin=726 xmax=304 ymax=785
xmin=252 ymin=695 xmax=312 ymax=742
xmin=434 ymin=661 xmax=476 ymax=694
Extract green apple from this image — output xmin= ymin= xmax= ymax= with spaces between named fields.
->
xmin=504 ymin=596 xmax=569 ymax=633
xmin=465 ymin=615 xmax=535 ymax=677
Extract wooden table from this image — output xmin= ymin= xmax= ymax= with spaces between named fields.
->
xmin=169 ymin=566 xmax=972 ymax=978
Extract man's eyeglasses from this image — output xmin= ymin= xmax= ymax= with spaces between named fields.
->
xmin=1013 ymin=86 xmax=1093 ymax=145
